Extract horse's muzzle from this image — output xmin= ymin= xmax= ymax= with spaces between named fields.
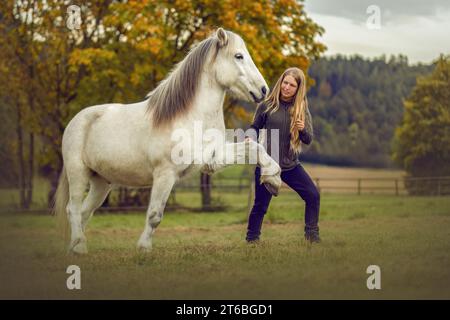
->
xmin=250 ymin=91 xmax=264 ymax=103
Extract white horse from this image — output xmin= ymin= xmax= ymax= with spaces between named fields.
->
xmin=54 ymin=28 xmax=281 ymax=254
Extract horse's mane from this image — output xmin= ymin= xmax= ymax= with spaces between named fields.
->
xmin=146 ymin=33 xmax=230 ymax=127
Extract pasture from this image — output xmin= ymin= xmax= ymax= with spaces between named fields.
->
xmin=1 ymin=192 xmax=449 ymax=299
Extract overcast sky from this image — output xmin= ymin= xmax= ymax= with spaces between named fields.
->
xmin=304 ymin=0 xmax=450 ymax=64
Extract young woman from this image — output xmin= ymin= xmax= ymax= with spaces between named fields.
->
xmin=245 ymin=67 xmax=320 ymax=243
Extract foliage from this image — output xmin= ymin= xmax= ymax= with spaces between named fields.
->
xmin=305 ymin=55 xmax=433 ymax=167
xmin=0 ymin=100 xmax=18 ymax=186
xmin=74 ymin=0 xmax=326 ymax=126
xmin=0 ymin=0 xmax=120 ymax=192
xmin=393 ymin=55 xmax=450 ymax=193
xmin=0 ymin=0 xmax=325 ymax=195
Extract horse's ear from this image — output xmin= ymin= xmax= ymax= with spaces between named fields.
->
xmin=216 ymin=27 xmax=228 ymax=48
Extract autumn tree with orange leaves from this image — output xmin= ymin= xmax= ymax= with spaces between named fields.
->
xmin=0 ymin=0 xmax=325 ymax=208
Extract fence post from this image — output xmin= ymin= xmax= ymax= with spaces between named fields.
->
xmin=358 ymin=179 xmax=361 ymax=195
xmin=438 ymin=178 xmax=441 ymax=196
xmin=395 ymin=179 xmax=399 ymax=196
xmin=315 ymin=178 xmax=320 ymax=193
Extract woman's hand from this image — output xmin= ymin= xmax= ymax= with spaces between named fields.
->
xmin=294 ymin=119 xmax=305 ymax=131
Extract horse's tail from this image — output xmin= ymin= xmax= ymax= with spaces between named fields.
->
xmin=52 ymin=166 xmax=70 ymax=243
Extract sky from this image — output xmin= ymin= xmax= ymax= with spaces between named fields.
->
xmin=303 ymin=0 xmax=450 ymax=64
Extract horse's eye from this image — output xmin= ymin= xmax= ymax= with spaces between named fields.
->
xmin=235 ymin=53 xmax=244 ymax=60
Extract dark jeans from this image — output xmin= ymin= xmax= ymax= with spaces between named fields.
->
xmin=246 ymin=164 xmax=320 ymax=241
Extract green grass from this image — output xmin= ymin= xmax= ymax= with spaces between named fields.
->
xmin=0 ymin=194 xmax=449 ymax=299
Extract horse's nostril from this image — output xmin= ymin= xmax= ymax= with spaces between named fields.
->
xmin=261 ymin=86 xmax=267 ymax=96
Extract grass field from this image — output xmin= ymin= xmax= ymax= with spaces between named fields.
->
xmin=1 ymin=193 xmax=449 ymax=300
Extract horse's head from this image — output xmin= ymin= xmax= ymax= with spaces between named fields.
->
xmin=212 ymin=28 xmax=268 ymax=103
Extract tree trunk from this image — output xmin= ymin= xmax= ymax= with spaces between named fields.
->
xmin=200 ymin=172 xmax=212 ymax=210
xmin=16 ymin=103 xmax=26 ymax=209
xmin=24 ymin=132 xmax=34 ymax=208
xmin=25 ymin=70 xmax=35 ymax=209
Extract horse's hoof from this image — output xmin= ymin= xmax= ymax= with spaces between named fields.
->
xmin=137 ymin=246 xmax=152 ymax=254
xmin=137 ymin=241 xmax=152 ymax=253
xmin=263 ymin=182 xmax=279 ymax=197
xmin=260 ymin=174 xmax=281 ymax=196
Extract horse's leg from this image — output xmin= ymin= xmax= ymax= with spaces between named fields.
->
xmin=247 ymin=140 xmax=282 ymax=195
xmin=66 ymin=166 xmax=91 ymax=254
xmin=214 ymin=141 xmax=281 ymax=195
xmin=81 ymin=175 xmax=111 ymax=232
xmin=137 ymin=169 xmax=177 ymax=252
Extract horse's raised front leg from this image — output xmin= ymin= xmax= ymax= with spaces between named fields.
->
xmin=205 ymin=140 xmax=281 ymax=196
xmin=137 ymin=169 xmax=177 ymax=252
xmin=246 ymin=140 xmax=282 ymax=196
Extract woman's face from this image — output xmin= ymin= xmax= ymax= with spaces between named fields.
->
xmin=280 ymin=74 xmax=298 ymax=100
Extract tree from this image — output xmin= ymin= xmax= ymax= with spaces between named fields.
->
xmin=1 ymin=0 xmax=326 ymax=208
xmin=1 ymin=0 xmax=119 ymax=205
xmin=0 ymin=0 xmax=42 ymax=208
xmin=393 ymin=55 xmax=450 ymax=193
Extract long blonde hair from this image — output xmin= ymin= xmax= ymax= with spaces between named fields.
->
xmin=264 ymin=67 xmax=308 ymax=155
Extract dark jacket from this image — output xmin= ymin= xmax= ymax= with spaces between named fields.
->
xmin=248 ymin=99 xmax=313 ymax=171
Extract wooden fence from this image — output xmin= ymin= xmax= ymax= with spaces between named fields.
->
xmin=1 ymin=176 xmax=449 ymax=213
xmin=311 ymin=176 xmax=450 ymax=196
